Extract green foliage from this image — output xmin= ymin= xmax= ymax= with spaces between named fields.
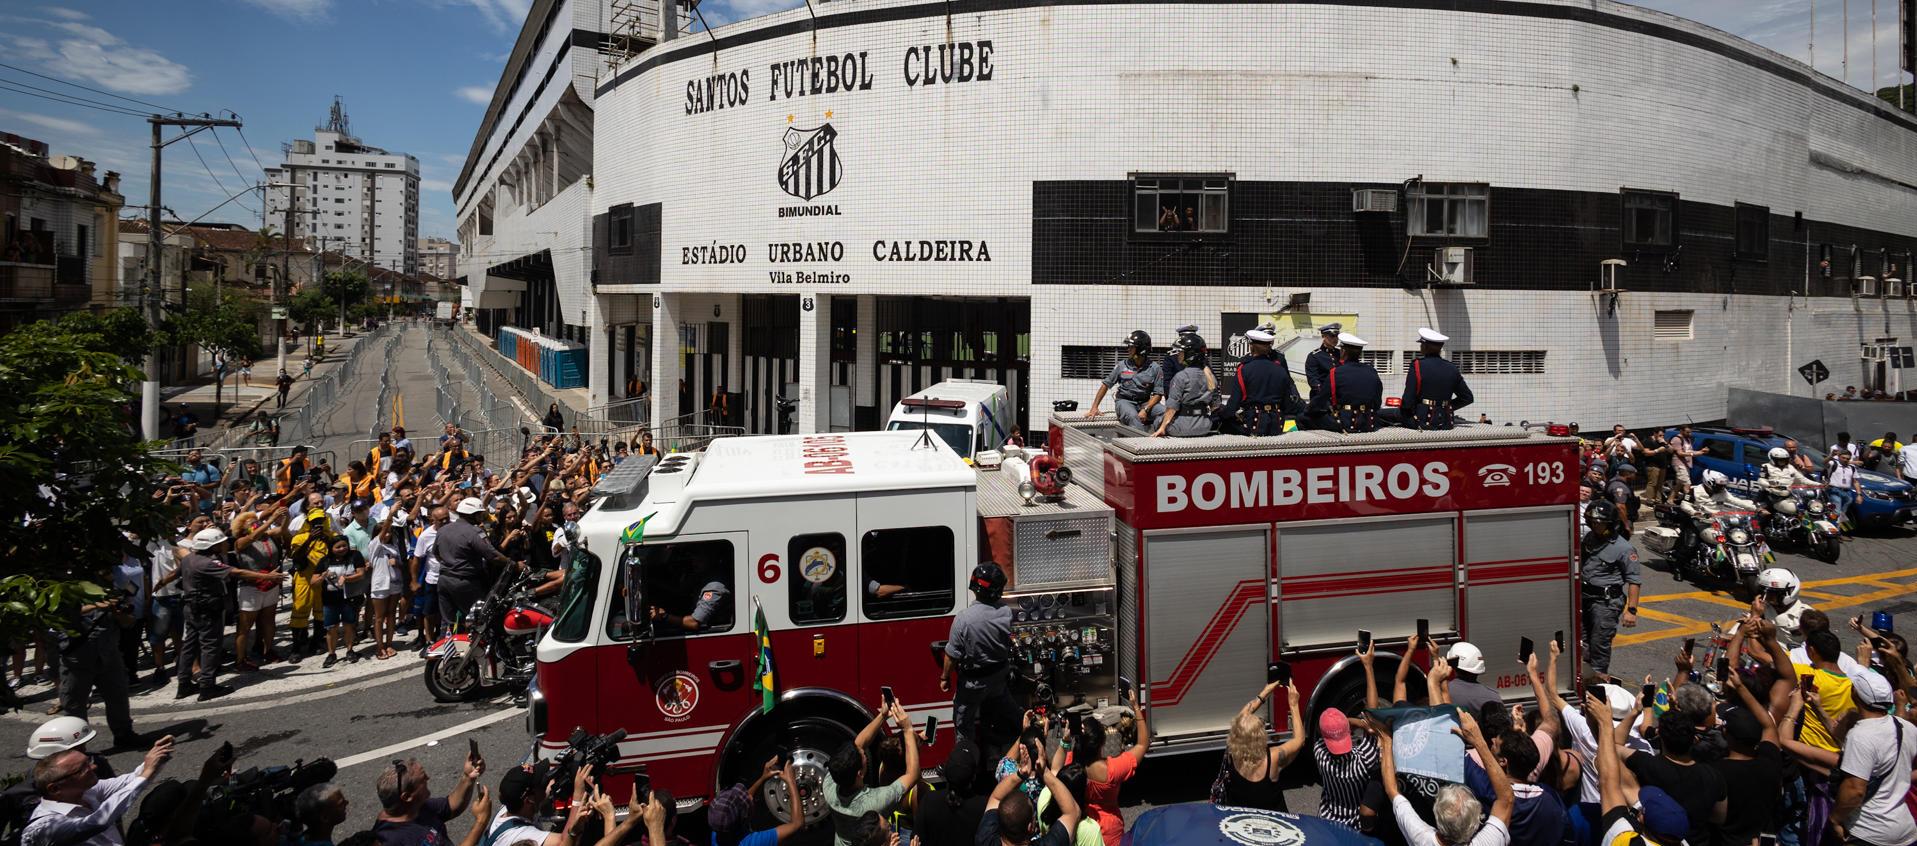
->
xmin=164 ymin=284 xmax=264 ymax=361
xmin=323 ymin=269 xmax=370 ymax=310
xmin=0 ymin=309 xmax=182 ymax=650
xmin=288 ymin=288 xmax=336 ymax=331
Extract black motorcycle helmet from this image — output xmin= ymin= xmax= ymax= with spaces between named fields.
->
xmin=1583 ymin=499 xmax=1621 ymax=534
xmin=1125 ymin=330 xmax=1152 ymax=352
xmin=1173 ymin=333 xmax=1206 ymax=359
xmin=969 ymin=562 xmax=1007 ymax=603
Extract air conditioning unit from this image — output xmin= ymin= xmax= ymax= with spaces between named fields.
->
xmin=1855 ymin=276 xmax=1879 ymax=297
xmin=1888 ymin=279 xmax=1906 ymax=298
xmin=1352 ymin=188 xmax=1399 ymax=213
xmin=1431 ymin=246 xmax=1475 ymax=285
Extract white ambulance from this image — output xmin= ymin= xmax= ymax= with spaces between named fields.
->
xmin=883 ymin=379 xmax=1015 ymax=462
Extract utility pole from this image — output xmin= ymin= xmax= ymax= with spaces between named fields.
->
xmin=145 ymin=113 xmax=242 ymax=442
xmin=267 ymin=181 xmax=308 ymax=375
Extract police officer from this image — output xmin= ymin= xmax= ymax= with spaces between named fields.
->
xmin=652 ymin=581 xmax=730 ymax=632
xmin=1605 ymin=464 xmax=1641 ymax=535
xmin=942 ymin=563 xmax=1017 ymax=746
xmin=1578 ymin=499 xmax=1641 ymax=675
xmin=1086 ymin=330 xmax=1165 ymax=430
xmin=1151 ymin=334 xmax=1218 ymax=438
xmin=1233 ymin=325 xmax=1302 ymax=436
xmin=1400 ymin=328 xmax=1473 ymax=430
xmin=1302 ymin=323 xmax=1343 ymax=429
xmin=1325 ymin=333 xmax=1383 ymax=433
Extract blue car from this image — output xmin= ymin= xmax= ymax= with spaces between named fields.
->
xmin=1665 ymin=427 xmax=1917 ymax=528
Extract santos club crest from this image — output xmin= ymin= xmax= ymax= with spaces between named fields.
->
xmin=779 ymin=123 xmax=842 ymax=201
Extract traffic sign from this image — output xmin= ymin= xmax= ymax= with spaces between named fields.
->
xmin=1799 ymin=359 xmax=1830 ymax=385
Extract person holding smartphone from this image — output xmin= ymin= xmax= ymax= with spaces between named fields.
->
xmin=707 ymin=756 xmax=807 ymax=846
xmin=1215 ymin=674 xmax=1306 ymax=811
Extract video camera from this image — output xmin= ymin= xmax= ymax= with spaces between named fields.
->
xmin=204 ymin=757 xmax=338 ymax=827
xmin=545 ymin=728 xmax=641 ymax=806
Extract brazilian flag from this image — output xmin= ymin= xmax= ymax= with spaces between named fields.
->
xmin=753 ymin=602 xmax=777 ymax=714
xmin=619 ymin=512 xmax=658 ymax=546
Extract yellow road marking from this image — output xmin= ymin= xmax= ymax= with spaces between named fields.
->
xmin=1615 ymin=566 xmax=1917 ymax=647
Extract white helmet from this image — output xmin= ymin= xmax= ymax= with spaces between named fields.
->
xmin=189 ymin=527 xmax=228 ymax=550
xmin=1702 ymin=469 xmax=1730 ymax=489
xmin=1758 ymin=568 xmax=1800 ymax=606
xmin=27 ymin=716 xmax=95 ymax=759
xmin=1445 ymin=641 xmax=1487 ymax=675
xmin=1768 ymin=447 xmax=1789 ymax=462
xmin=454 ymin=497 xmax=486 ymax=516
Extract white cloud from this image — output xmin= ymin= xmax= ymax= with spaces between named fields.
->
xmin=0 ymin=107 xmax=101 ymax=135
xmin=239 ymin=0 xmax=332 ymax=22
xmin=455 ymin=85 xmax=493 ymax=104
xmin=1 ymin=18 xmax=192 ymax=96
xmin=43 ymin=8 xmax=88 ymax=21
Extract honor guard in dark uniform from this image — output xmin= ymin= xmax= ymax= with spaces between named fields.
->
xmin=1087 ymin=330 xmax=1165 ymax=430
xmin=1151 ymin=334 xmax=1218 ymax=438
xmin=1302 ymin=323 xmax=1343 ymax=430
xmin=1401 ymin=327 xmax=1474 ymax=430
xmin=1326 ymin=333 xmax=1383 ymax=433
xmin=942 ymin=563 xmax=1018 ymax=746
xmin=1234 ymin=326 xmax=1302 ymax=436
xmin=1577 ymin=499 xmax=1641 ymax=675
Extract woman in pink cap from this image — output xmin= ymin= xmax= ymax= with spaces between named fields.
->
xmin=1313 ymin=704 xmax=1380 ymax=830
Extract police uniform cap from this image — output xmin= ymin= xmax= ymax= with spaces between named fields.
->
xmin=1245 ymin=328 xmax=1275 ymax=344
xmin=1336 ymin=332 xmax=1368 ymax=348
xmin=1175 ymin=324 xmax=1199 ymax=335
xmin=1317 ymin=322 xmax=1343 ymax=335
xmin=1615 ymin=463 xmax=1637 ymax=475
xmin=1417 ymin=327 xmax=1449 ymax=344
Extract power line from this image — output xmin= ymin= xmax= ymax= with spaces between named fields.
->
xmin=232 ymin=124 xmax=270 ymax=175
xmin=181 ymin=128 xmax=258 ymax=215
xmin=211 ymin=126 xmax=259 ymax=188
xmin=0 ymin=60 xmax=183 ymax=114
xmin=0 ymin=79 xmax=148 ymax=118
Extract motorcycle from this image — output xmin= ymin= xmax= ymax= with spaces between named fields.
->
xmin=424 ymin=565 xmax=552 ymax=702
xmin=1657 ymin=506 xmax=1772 ymax=594
xmin=1760 ymin=484 xmax=1842 ymax=563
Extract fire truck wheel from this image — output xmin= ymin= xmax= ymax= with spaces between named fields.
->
xmin=722 ymin=708 xmax=856 ymax=827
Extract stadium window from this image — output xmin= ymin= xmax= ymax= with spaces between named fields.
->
xmin=1407 ymin=182 xmax=1489 ymax=238
xmin=608 ymin=204 xmax=633 ymax=255
xmin=1132 ymin=174 xmax=1230 ymax=234
xmin=1735 ymin=203 xmax=1769 ymax=260
xmin=1621 ymin=189 xmax=1677 ymax=251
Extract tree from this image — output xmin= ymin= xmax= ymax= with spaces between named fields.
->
xmin=0 ymin=310 xmax=183 ymax=704
xmin=322 ymin=268 xmax=370 ymax=312
xmin=164 ymin=283 xmax=265 ymax=412
xmin=288 ymin=288 xmax=336 ymax=334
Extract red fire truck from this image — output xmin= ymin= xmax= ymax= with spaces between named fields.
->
xmin=529 ymin=420 xmax=1578 ymax=818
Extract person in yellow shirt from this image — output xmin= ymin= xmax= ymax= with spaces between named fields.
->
xmin=1867 ymin=432 xmax=1904 ymax=471
xmin=1790 ymin=630 xmax=1857 ymax=752
xmin=287 ymin=509 xmax=336 ymax=658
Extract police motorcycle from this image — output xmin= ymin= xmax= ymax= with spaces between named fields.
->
xmin=424 ymin=555 xmax=555 ymax=702
xmin=1758 ymin=485 xmax=1842 ymax=564
xmin=1660 ymin=470 xmax=1772 ymax=595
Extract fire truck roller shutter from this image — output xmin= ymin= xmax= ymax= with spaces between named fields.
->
xmin=1461 ymin=508 xmax=1577 ymax=701
xmin=1275 ymin=516 xmax=1458 ymax=649
xmin=1141 ymin=527 xmax=1270 ymax=738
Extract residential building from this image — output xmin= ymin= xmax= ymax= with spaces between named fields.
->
xmin=265 ymin=98 xmax=422 ymax=277
xmin=419 ymin=236 xmax=458 ymax=278
xmin=0 ymin=131 xmax=123 ymax=333
xmin=582 ymin=0 xmax=1917 ymax=434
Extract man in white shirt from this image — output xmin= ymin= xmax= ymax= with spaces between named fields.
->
xmin=1378 ymin=711 xmax=1512 ymax=846
xmin=411 ymin=506 xmax=446 ymax=650
xmin=1832 ymin=672 xmax=1917 ymax=846
xmin=1897 ymin=435 xmax=1917 ymax=482
xmin=23 ymin=735 xmax=174 ymax=846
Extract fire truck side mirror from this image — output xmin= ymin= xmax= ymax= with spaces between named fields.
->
xmin=623 ymin=557 xmax=649 ymax=642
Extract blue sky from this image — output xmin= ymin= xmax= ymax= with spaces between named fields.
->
xmin=0 ymin=0 xmax=1908 ymax=252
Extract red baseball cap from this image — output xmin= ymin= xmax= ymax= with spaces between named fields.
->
xmin=1318 ymin=707 xmax=1352 ymax=754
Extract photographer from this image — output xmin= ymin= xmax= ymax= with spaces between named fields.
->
xmin=290 ymin=783 xmax=349 ymax=846
xmin=481 ymin=761 xmax=593 ymax=846
xmin=23 ymin=735 xmax=175 ymax=846
xmin=708 ymin=756 xmax=806 ymax=846
xmin=369 ymin=748 xmax=483 ymax=846
xmin=978 ymin=745 xmax=1079 ymax=846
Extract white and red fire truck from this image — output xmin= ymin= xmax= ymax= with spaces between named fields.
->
xmin=529 ymin=419 xmax=1578 ymax=817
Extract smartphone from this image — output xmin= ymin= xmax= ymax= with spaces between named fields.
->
xmin=896 ymin=822 xmax=915 ymax=846
xmin=1518 ymin=637 xmax=1534 ymax=664
xmin=1715 ymin=655 xmax=1730 ymax=683
xmin=1417 ymin=618 xmax=1430 ymax=643
xmin=1117 ymin=675 xmax=1135 ymax=703
xmin=881 ymin=685 xmax=896 ymax=706
xmin=1683 ymin=638 xmax=1696 ymax=656
xmin=1641 ymin=683 xmax=1657 ymax=703
xmin=1268 ymin=661 xmax=1292 ymax=686
xmin=1448 ymin=656 xmax=1461 ymax=669
xmin=1800 ymin=673 xmax=1816 ymax=693
xmin=468 ymin=738 xmax=480 ymax=762
xmin=924 ymin=715 xmax=939 ymax=746
xmin=632 ymin=769 xmax=652 ymax=805
xmin=1356 ymin=629 xmax=1373 ymax=654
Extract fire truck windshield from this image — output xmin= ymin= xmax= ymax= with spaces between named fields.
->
xmin=884 ymin=420 xmax=972 ymax=457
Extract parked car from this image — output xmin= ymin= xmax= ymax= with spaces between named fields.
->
xmin=1665 ymin=426 xmax=1917 ymax=528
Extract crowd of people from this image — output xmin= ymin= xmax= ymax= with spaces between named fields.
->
xmin=9 ymin=421 xmax=669 ymax=736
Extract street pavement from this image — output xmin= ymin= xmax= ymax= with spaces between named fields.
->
xmin=5 ymin=341 xmax=1913 ymax=838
